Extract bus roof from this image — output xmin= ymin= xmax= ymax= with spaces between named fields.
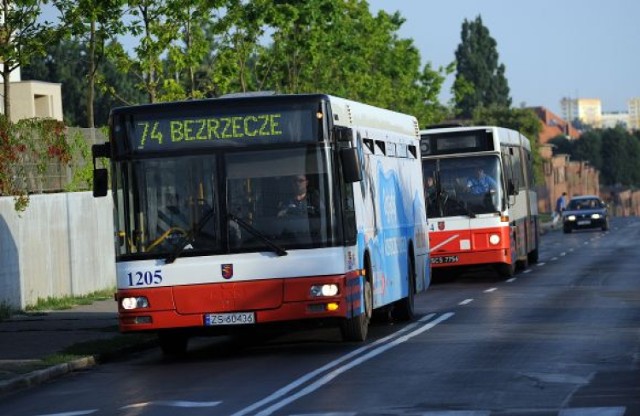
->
xmin=110 ymin=93 xmax=419 ymax=142
xmin=420 ymin=125 xmax=531 ymax=151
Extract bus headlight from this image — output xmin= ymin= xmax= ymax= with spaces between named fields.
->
xmin=310 ymin=284 xmax=339 ymax=297
xmin=489 ymin=234 xmax=501 ymax=245
xmin=121 ymin=296 xmax=149 ymax=310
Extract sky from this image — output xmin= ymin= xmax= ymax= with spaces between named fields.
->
xmin=367 ymin=0 xmax=640 ymax=115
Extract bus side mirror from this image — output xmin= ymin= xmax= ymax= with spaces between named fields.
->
xmin=340 ymin=147 xmax=362 ymax=183
xmin=93 ymin=169 xmax=109 ymax=197
xmin=92 ymin=143 xmax=110 ymax=197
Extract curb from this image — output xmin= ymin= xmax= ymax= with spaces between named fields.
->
xmin=0 ymin=356 xmax=96 ymax=396
xmin=0 ymin=339 xmax=157 ymax=397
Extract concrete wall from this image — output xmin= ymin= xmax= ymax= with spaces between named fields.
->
xmin=0 ymin=192 xmax=115 ymax=309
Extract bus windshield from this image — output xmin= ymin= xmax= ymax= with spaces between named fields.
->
xmin=423 ymin=155 xmax=503 ymax=218
xmin=113 ymin=146 xmax=337 ymax=260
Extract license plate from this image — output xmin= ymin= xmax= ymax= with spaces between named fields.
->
xmin=577 ymin=220 xmax=591 ymax=225
xmin=432 ymin=255 xmax=459 ymax=264
xmin=204 ymin=312 xmax=255 ymax=326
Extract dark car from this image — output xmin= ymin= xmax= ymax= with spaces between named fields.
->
xmin=562 ymin=195 xmax=609 ymax=233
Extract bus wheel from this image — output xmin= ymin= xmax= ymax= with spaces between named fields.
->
xmin=340 ymin=278 xmax=372 ymax=342
xmin=158 ymin=330 xmax=189 ymax=356
xmin=496 ymin=262 xmax=515 ymax=278
xmin=527 ymin=248 xmax=539 ymax=264
xmin=392 ymin=255 xmax=416 ymax=322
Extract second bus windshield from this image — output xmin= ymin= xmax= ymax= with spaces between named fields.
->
xmin=423 ymin=155 xmax=503 ymax=218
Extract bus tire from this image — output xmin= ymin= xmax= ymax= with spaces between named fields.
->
xmin=158 ymin=330 xmax=189 ymax=356
xmin=527 ymin=248 xmax=539 ymax=264
xmin=496 ymin=262 xmax=515 ymax=278
xmin=392 ymin=254 xmax=416 ymax=322
xmin=340 ymin=278 xmax=372 ymax=342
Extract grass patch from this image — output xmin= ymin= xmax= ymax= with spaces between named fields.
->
xmin=0 ymin=302 xmax=14 ymax=321
xmin=24 ymin=288 xmax=115 ymax=312
xmin=539 ymin=212 xmax=552 ymax=223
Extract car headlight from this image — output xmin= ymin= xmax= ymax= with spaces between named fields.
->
xmin=591 ymin=213 xmax=601 ymax=219
xmin=566 ymin=215 xmax=576 ymax=221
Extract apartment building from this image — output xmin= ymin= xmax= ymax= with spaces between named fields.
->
xmin=629 ymin=98 xmax=640 ymax=131
xmin=561 ymin=97 xmax=603 ymax=128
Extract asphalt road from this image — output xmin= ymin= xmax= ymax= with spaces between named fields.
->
xmin=1 ymin=217 xmax=638 ymax=416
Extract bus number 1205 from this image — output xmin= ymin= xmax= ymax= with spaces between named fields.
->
xmin=127 ymin=270 xmax=163 ymax=286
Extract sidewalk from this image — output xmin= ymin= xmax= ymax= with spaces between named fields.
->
xmin=0 ymin=299 xmax=155 ymax=396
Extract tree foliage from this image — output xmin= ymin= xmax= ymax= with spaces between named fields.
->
xmin=453 ymin=15 xmax=511 ymax=118
xmin=0 ymin=115 xmax=72 ymax=210
xmin=21 ymin=39 xmax=145 ymax=126
xmin=22 ymin=0 xmax=449 ymax=128
xmin=60 ymin=0 xmax=127 ymax=127
xmin=550 ymin=127 xmax=640 ymax=187
xmin=0 ymin=0 xmax=65 ymax=119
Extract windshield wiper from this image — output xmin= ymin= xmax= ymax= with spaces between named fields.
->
xmin=165 ymin=208 xmax=217 ymax=264
xmin=228 ymin=213 xmax=288 ymax=257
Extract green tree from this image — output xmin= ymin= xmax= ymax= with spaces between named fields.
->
xmin=548 ymin=135 xmax=573 ymax=156
xmin=22 ymin=39 xmax=144 ymax=126
xmin=159 ymin=0 xmax=232 ymax=101
xmin=572 ymin=130 xmax=602 ymax=170
xmin=453 ymin=15 xmax=511 ymax=118
xmin=0 ymin=0 xmax=64 ymax=119
xmin=21 ymin=40 xmax=85 ymax=125
xmin=600 ymin=127 xmax=640 ymax=186
xmin=108 ymin=0 xmax=184 ymax=103
xmin=57 ymin=0 xmax=126 ymax=127
xmin=257 ymin=0 xmax=446 ymax=124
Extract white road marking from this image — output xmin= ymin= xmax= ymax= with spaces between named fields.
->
xmin=459 ymin=298 xmax=474 ymax=305
xmin=35 ymin=412 xmax=97 ymax=416
xmin=232 ymin=313 xmax=454 ymax=416
xmin=506 ymin=277 xmax=517 ymax=282
xmin=484 ymin=288 xmax=497 ymax=293
xmin=121 ymin=401 xmax=221 ymax=409
xmin=559 ymin=407 xmax=626 ymax=416
xmin=418 ymin=411 xmax=490 ymax=415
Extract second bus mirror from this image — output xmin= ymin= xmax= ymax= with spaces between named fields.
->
xmin=340 ymin=147 xmax=362 ymax=183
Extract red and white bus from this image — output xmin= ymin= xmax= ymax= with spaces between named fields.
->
xmin=420 ymin=125 xmax=539 ymax=278
xmin=92 ymin=93 xmax=430 ymax=354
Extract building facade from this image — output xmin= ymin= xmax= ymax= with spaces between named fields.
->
xmin=561 ymin=97 xmax=603 ymax=128
xmin=629 ymin=98 xmax=640 ymax=131
xmin=0 ymin=65 xmax=63 ymax=122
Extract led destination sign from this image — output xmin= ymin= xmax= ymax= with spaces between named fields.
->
xmin=118 ymin=107 xmax=319 ymax=152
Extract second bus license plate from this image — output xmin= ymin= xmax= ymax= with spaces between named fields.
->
xmin=432 ymin=255 xmax=459 ymax=264
xmin=204 ymin=312 xmax=255 ymax=326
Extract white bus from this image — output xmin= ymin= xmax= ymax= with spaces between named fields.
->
xmin=92 ymin=93 xmax=430 ymax=354
xmin=420 ymin=125 xmax=539 ymax=278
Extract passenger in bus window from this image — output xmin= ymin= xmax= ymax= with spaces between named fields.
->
xmin=466 ymin=167 xmax=497 ymax=195
xmin=277 ymin=174 xmax=323 ymax=217
xmin=425 ymin=176 xmax=437 ymax=201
